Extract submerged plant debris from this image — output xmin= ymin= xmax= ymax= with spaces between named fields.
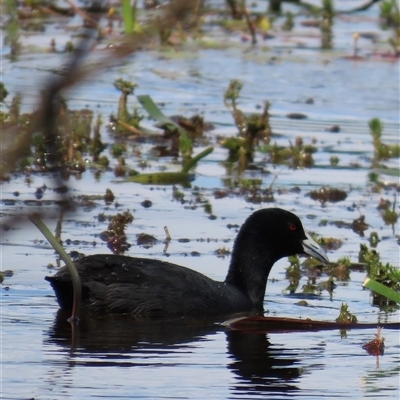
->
xmin=362 ymin=326 xmax=385 ymax=356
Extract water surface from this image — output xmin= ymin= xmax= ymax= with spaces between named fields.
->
xmin=1 ymin=2 xmax=399 ymax=399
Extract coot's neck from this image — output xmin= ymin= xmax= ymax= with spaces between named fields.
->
xmin=224 ymin=244 xmax=276 ymax=309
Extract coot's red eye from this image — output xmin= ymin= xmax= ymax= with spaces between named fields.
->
xmin=289 ymin=224 xmax=297 ymax=231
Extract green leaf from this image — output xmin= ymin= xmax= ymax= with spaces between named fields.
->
xmin=137 ymin=94 xmax=189 ymax=140
xmin=363 ymin=277 xmax=400 ymax=303
xmin=374 ymin=168 xmax=400 ymax=177
xmin=121 ymin=0 xmax=135 ymax=34
xmin=182 ymin=146 xmax=214 ymax=173
xmin=137 ymin=96 xmax=213 ymax=175
xmin=126 ymin=171 xmax=193 ymax=185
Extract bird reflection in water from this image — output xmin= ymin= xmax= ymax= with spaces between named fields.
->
xmin=45 ymin=311 xmax=317 ymax=395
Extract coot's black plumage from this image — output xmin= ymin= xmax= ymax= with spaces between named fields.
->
xmin=46 ymin=208 xmax=328 ymax=318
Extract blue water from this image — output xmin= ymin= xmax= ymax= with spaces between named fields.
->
xmin=1 ymin=2 xmax=399 ymax=399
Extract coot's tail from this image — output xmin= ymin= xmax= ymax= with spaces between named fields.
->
xmin=45 ymin=276 xmax=74 ymax=311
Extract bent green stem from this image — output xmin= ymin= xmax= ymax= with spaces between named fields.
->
xmin=182 ymin=146 xmax=214 ymax=173
xmin=29 ymin=213 xmax=81 ymax=322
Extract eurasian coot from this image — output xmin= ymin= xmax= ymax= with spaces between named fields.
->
xmin=46 ymin=208 xmax=328 ymax=318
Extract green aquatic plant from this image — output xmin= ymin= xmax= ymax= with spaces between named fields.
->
xmin=316 ymin=235 xmax=343 ymax=251
xmin=284 ymin=255 xmax=301 ymax=293
xmin=309 ymin=186 xmax=347 ymax=205
xmin=136 ymin=94 xmax=214 ymax=183
xmin=223 ymin=80 xmax=272 ymax=171
xmin=329 ymin=155 xmax=339 ymax=166
xmin=379 ymin=196 xmax=398 ymax=226
xmin=336 ymin=303 xmax=358 ymax=323
xmin=282 ymin=11 xmax=295 ymax=31
xmin=260 ymin=137 xmax=316 ymax=169
xmin=101 ymin=210 xmax=134 ymax=255
xmin=0 ymin=83 xmax=9 ymax=103
xmin=127 ymin=147 xmax=213 ymax=185
xmin=321 ymin=0 xmax=334 ymax=49
xmin=224 ymin=80 xmax=272 ymax=142
xmin=362 ymin=326 xmax=385 ymax=356
xmin=114 ymin=157 xmax=127 ymax=177
xmin=369 ymin=118 xmax=400 ymax=168
xmin=112 ymin=78 xmax=143 ymax=136
xmin=98 ymin=155 xmax=110 ymax=167
xmin=121 ymin=0 xmax=139 ymax=34
xmin=4 ymin=0 xmax=21 ymax=58
xmin=224 ymin=79 xmax=243 ymax=111
xmin=115 ymin=79 xmax=137 ymax=120
xmin=30 ymin=214 xmax=81 ymax=322
xmin=329 ymin=257 xmax=351 ymax=281
xmin=154 ymin=0 xmax=201 ymax=45
xmin=382 ymin=207 xmax=398 ymax=225
xmin=302 ymin=279 xmax=320 ymax=295
xmin=89 ymin=115 xmax=106 ymax=163
xmin=8 ymin=93 xmax=22 ymax=125
xmin=55 ymin=101 xmax=94 ymax=173
xmin=2 ymin=91 xmax=98 ymax=177
xmin=363 ymin=279 xmax=400 ymax=304
xmin=104 ymin=188 xmax=115 ymax=205
xmin=138 ymin=94 xmax=192 ymax=155
xmin=358 ymin=243 xmax=376 ymax=263
xmin=379 ymin=0 xmax=400 ymax=29
xmin=369 ymin=232 xmax=380 ymax=247
xmin=362 ymin=245 xmax=400 ymax=307
xmin=111 ymin=142 xmax=127 ymax=158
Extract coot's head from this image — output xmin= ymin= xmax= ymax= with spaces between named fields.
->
xmin=236 ymin=207 xmax=328 ymax=264
xmin=225 ymin=208 xmax=328 ymax=308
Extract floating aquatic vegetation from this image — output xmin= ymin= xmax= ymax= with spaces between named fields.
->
xmin=214 ymin=247 xmax=231 ymax=259
xmin=362 ymin=245 xmax=400 ymax=308
xmin=284 ymin=255 xmax=301 ymax=294
xmin=329 ymin=156 xmax=339 ymax=166
xmin=327 ymin=257 xmax=351 ymax=281
xmin=369 ymin=118 xmax=400 ymax=168
xmin=260 ymin=136 xmax=317 ymax=169
xmin=223 ymin=80 xmax=272 ymax=171
xmin=104 ymin=188 xmax=115 ymax=205
xmin=308 ymin=186 xmax=347 ymax=205
xmin=379 ymin=0 xmax=400 ymax=29
xmin=369 ymin=231 xmax=380 ymax=247
xmin=138 ymin=94 xmax=193 ymax=161
xmin=377 ymin=196 xmax=398 ymax=226
xmin=136 ymin=233 xmax=157 ymax=248
xmin=336 ymin=303 xmax=358 ymax=324
xmin=89 ymin=115 xmax=106 ymax=163
xmin=101 ymin=210 xmax=134 ymax=255
xmin=1 ymin=87 xmax=103 ymax=180
xmin=125 ymin=95 xmax=213 ymax=184
xmin=351 ymin=215 xmax=369 ymax=236
xmin=316 ymin=236 xmax=343 ymax=251
xmin=362 ymin=326 xmax=385 ymax=356
xmin=281 ymin=11 xmax=295 ymax=31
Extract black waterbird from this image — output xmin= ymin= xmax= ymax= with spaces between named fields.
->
xmin=46 ymin=208 xmax=328 ymax=318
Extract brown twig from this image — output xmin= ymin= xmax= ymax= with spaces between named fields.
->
xmin=115 ymin=119 xmax=145 ymax=135
xmin=65 ymin=0 xmax=100 ymax=29
xmin=163 ymin=226 xmax=172 ymax=253
xmin=242 ymin=1 xmax=257 ymax=45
